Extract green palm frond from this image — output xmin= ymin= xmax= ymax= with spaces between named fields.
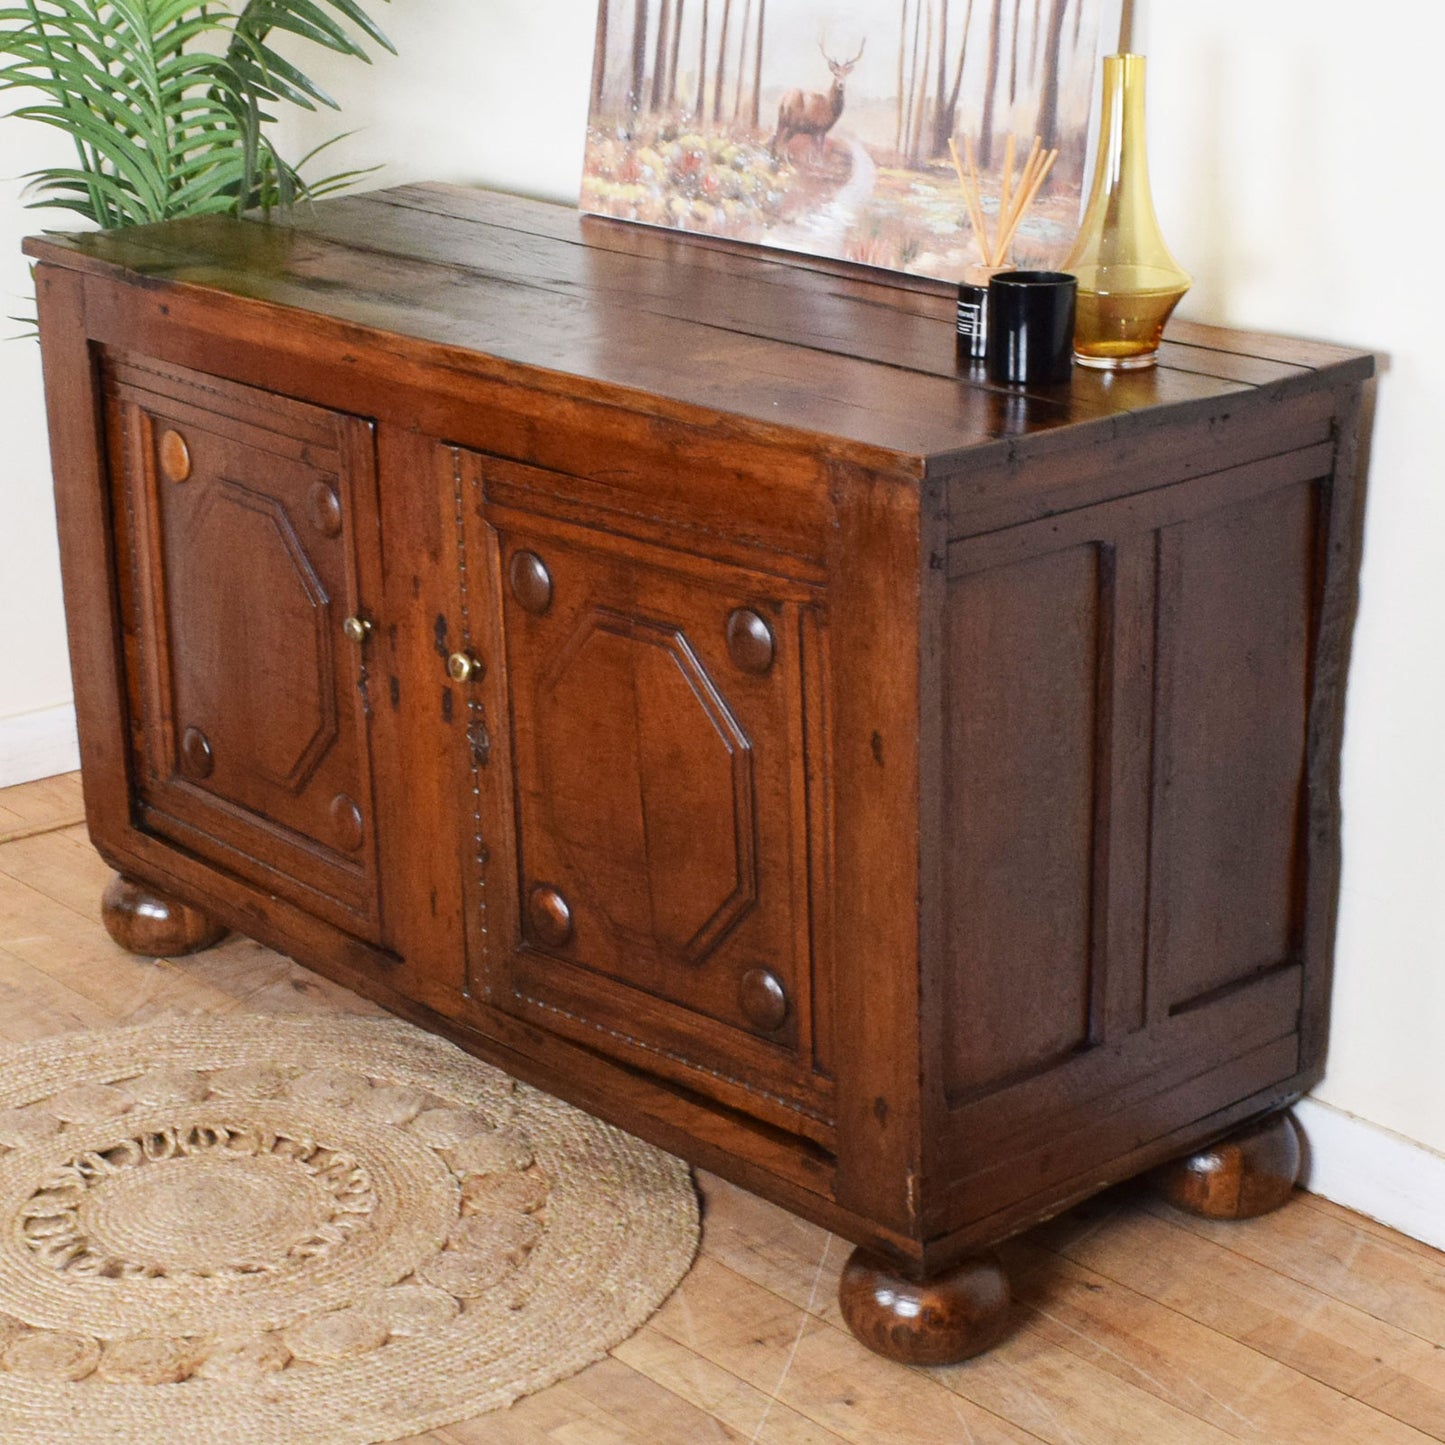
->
xmin=0 ymin=0 xmax=391 ymax=230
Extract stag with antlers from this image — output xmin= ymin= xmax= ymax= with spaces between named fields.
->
xmin=769 ymin=37 xmax=866 ymax=160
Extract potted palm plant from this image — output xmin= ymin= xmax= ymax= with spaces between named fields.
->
xmin=0 ymin=0 xmax=393 ymax=230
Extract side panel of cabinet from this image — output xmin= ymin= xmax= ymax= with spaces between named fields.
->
xmin=445 ymin=448 xmax=833 ymax=1138
xmin=929 ymin=444 xmax=1332 ymax=1228
xmin=104 ymin=353 xmax=385 ymax=941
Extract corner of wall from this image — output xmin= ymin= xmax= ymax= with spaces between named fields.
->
xmin=1294 ymin=1096 xmax=1445 ymax=1254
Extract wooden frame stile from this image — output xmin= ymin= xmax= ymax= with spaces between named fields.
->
xmin=359 ymin=420 xmax=472 ymax=1019
xmin=915 ymin=463 xmax=954 ymax=1274
xmin=33 ymin=266 xmax=131 ymax=852
xmin=1297 ymin=384 xmax=1368 ymax=1076
xmin=827 ymin=454 xmax=929 ymax=1260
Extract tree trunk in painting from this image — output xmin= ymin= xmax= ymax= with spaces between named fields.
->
xmin=1008 ymin=0 xmax=1022 ymax=106
xmin=910 ymin=0 xmax=934 ymax=162
xmin=1035 ymin=0 xmax=1068 ymax=152
xmin=713 ymin=0 xmax=734 ymax=122
xmin=896 ymin=0 xmax=909 ymax=155
xmin=940 ymin=0 xmax=975 ymax=155
xmin=592 ymin=0 xmax=610 ymax=114
xmin=696 ymin=0 xmax=710 ymax=119
xmin=630 ymin=0 xmax=650 ymax=112
xmin=669 ymin=0 xmax=685 ymax=104
xmin=750 ymin=0 xmax=765 ymax=126
xmin=732 ymin=0 xmax=752 ymax=121
xmin=979 ymin=0 xmax=1003 ymax=165
xmin=932 ymin=0 xmax=947 ymax=156
xmin=652 ymin=0 xmax=672 ymax=111
xmin=903 ymin=0 xmax=922 ymax=162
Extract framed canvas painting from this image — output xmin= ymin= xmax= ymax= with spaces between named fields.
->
xmin=581 ymin=0 xmax=1125 ymax=281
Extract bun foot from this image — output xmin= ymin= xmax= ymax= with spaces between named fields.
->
xmin=101 ymin=874 xmax=227 ymax=957
xmin=838 ymin=1247 xmax=1010 ymax=1366
xmin=1151 ymin=1110 xmax=1301 ymax=1220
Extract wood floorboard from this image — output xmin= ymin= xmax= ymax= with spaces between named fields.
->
xmin=0 ymin=773 xmax=1441 ymax=1443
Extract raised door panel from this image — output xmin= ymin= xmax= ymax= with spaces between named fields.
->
xmin=105 ymin=354 xmax=384 ymax=940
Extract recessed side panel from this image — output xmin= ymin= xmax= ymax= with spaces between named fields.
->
xmin=925 ymin=449 xmax=1332 ymax=1246
xmin=1150 ymin=480 xmax=1318 ymax=1013
xmin=941 ymin=542 xmax=1105 ymax=1101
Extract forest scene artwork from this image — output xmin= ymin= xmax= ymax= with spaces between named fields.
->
xmin=581 ymin=0 xmax=1123 ymax=280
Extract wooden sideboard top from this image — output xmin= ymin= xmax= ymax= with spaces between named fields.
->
xmin=24 ymin=182 xmax=1373 ymax=474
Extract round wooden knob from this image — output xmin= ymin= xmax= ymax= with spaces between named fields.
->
xmin=158 ymin=429 xmax=191 ymax=483
xmin=739 ymin=967 xmax=788 ymax=1031
xmin=308 ymin=481 xmax=343 ymax=537
xmin=527 ymin=885 xmax=573 ymax=947
xmin=510 ymin=551 xmax=553 ymax=615
xmin=726 ymin=608 xmax=775 ymax=674
xmin=447 ymin=651 xmax=484 ymax=684
xmin=179 ymin=725 xmax=213 ymax=780
xmin=330 ymin=793 xmax=365 ymax=852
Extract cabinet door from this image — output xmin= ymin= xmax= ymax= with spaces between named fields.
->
xmin=106 ymin=355 xmax=384 ymax=940
xmin=448 ymin=462 xmax=828 ymax=1130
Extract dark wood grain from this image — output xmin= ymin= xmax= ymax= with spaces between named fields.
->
xmin=1151 ymin=1110 xmax=1303 ymax=1219
xmin=100 ymin=873 xmax=227 ymax=956
xmin=28 ymin=186 xmax=1373 ymax=1365
xmin=837 ymin=1247 xmax=1011 ymax=1365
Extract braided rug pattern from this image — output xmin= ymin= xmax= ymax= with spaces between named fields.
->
xmin=0 ymin=1015 xmax=699 ymax=1443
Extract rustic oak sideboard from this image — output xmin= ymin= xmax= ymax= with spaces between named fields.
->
xmin=26 ymin=184 xmax=1372 ymax=1364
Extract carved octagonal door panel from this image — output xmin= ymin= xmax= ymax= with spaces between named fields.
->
xmin=471 ymin=511 xmax=824 ymax=1115
xmin=105 ymin=355 xmax=383 ymax=940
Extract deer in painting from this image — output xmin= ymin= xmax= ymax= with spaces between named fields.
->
xmin=769 ymin=37 xmax=866 ymax=160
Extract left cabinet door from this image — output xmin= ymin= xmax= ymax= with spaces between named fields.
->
xmin=105 ymin=354 xmax=385 ymax=941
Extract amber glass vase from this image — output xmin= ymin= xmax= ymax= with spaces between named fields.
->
xmin=1064 ymin=54 xmax=1190 ymax=369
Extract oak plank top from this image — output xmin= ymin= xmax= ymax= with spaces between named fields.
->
xmin=24 ymin=181 xmax=1374 ymax=473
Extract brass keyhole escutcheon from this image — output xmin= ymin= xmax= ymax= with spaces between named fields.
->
xmin=527 ymin=885 xmax=573 ymax=948
xmin=158 ymin=429 xmax=191 ymax=483
xmin=509 ymin=550 xmax=553 ymax=615
xmin=739 ymin=967 xmax=789 ymax=1032
xmin=342 ymin=615 xmax=373 ymax=645
xmin=726 ymin=608 xmax=775 ymax=674
xmin=447 ymin=651 xmax=484 ymax=684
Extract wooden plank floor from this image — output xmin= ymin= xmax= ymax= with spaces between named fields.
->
xmin=1 ymin=772 xmax=1441 ymax=1445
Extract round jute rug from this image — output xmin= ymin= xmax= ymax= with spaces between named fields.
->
xmin=0 ymin=1014 xmax=699 ymax=1444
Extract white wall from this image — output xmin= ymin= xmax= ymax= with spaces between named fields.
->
xmin=0 ymin=119 xmax=78 ymax=779
xmin=3 ymin=1 xmax=1441 ymax=1220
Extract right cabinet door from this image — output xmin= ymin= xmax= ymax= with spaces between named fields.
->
xmin=450 ymin=468 xmax=831 ymax=1134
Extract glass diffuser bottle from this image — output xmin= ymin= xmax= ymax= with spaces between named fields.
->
xmin=1064 ymin=53 xmax=1190 ymax=369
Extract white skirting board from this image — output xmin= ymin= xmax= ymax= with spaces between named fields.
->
xmin=0 ymin=703 xmax=80 ymax=788
xmin=1295 ymin=1096 xmax=1445 ymax=1253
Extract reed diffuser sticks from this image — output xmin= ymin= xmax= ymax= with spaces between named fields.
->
xmin=948 ymin=133 xmax=1059 ymax=270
